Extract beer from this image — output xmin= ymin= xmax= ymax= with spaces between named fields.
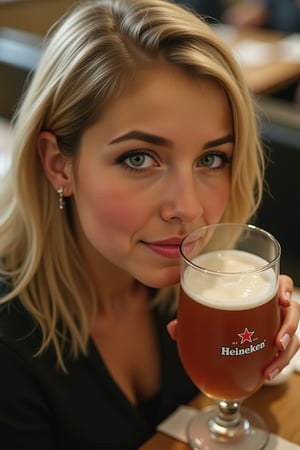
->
xmin=177 ymin=249 xmax=280 ymax=401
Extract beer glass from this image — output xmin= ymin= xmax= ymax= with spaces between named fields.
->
xmin=177 ymin=223 xmax=281 ymax=449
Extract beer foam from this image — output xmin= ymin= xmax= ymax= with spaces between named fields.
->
xmin=182 ymin=249 xmax=277 ymax=310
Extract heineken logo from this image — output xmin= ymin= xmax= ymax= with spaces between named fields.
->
xmin=220 ymin=327 xmax=266 ymax=356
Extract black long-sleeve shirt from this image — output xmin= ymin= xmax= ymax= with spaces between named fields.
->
xmin=0 ymin=298 xmax=197 ymax=450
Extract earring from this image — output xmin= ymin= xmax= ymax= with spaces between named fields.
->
xmin=57 ymin=185 xmax=65 ymax=211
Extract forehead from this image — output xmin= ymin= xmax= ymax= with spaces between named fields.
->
xmin=78 ymin=64 xmax=234 ymax=161
xmin=101 ymin=63 xmax=232 ymax=126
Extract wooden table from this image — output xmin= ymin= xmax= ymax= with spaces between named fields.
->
xmin=140 ymin=372 xmax=300 ymax=449
xmin=213 ymin=26 xmax=300 ymax=95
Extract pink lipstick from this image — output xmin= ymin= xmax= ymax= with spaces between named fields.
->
xmin=143 ymin=237 xmax=185 ymax=259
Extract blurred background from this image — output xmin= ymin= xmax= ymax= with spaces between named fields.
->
xmin=0 ymin=0 xmax=300 ymax=285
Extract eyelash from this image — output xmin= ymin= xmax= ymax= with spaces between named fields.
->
xmin=200 ymin=151 xmax=232 ymax=169
xmin=116 ymin=150 xmax=157 ymax=173
xmin=116 ymin=149 xmax=232 ymax=173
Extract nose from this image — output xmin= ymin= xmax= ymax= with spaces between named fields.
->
xmin=159 ymin=171 xmax=204 ymax=224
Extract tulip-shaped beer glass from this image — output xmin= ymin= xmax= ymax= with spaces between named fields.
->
xmin=177 ymin=223 xmax=281 ymax=449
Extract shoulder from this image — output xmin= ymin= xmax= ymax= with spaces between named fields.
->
xmin=0 ymin=282 xmax=44 ymax=365
xmin=0 ymin=297 xmax=36 ymax=340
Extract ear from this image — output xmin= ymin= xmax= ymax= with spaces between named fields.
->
xmin=37 ymin=131 xmax=73 ymax=196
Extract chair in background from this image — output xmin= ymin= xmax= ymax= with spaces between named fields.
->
xmin=0 ymin=27 xmax=41 ymax=119
xmin=255 ymin=98 xmax=300 ymax=285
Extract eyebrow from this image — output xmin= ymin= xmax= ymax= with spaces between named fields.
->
xmin=109 ymin=130 xmax=172 ymax=147
xmin=203 ymin=135 xmax=235 ymax=149
xmin=109 ymin=130 xmax=234 ymax=148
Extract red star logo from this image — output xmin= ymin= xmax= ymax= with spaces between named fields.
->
xmin=238 ymin=327 xmax=255 ymax=344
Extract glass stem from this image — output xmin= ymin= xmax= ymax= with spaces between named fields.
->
xmin=209 ymin=401 xmax=247 ymax=440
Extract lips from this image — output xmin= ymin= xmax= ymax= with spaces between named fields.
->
xmin=142 ymin=237 xmax=185 ymax=259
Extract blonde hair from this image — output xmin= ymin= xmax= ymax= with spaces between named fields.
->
xmin=0 ymin=0 xmax=264 ymax=369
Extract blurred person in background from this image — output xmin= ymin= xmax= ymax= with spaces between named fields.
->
xmin=222 ymin=0 xmax=300 ymax=103
xmin=173 ymin=0 xmax=225 ymax=22
xmin=222 ymin=0 xmax=300 ymax=33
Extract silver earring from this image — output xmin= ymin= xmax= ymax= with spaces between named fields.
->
xmin=57 ymin=185 xmax=65 ymax=211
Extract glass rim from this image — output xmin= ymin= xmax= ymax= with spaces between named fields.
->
xmin=179 ymin=222 xmax=281 ymax=276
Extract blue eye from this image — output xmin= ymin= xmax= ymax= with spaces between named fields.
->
xmin=118 ymin=150 xmax=157 ymax=172
xmin=199 ymin=152 xmax=232 ymax=169
xmin=127 ymin=153 xmax=151 ymax=168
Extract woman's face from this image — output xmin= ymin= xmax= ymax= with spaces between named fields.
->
xmin=69 ymin=66 xmax=234 ymax=288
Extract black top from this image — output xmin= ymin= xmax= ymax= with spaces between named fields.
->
xmin=0 ymin=297 xmax=197 ymax=450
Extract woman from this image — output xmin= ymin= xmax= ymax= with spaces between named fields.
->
xmin=0 ymin=0 xmax=298 ymax=449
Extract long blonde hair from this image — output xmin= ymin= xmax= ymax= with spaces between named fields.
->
xmin=0 ymin=0 xmax=264 ymax=369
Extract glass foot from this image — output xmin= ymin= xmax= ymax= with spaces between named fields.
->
xmin=187 ymin=405 xmax=269 ymax=450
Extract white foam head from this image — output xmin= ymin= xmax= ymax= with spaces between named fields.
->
xmin=182 ymin=250 xmax=277 ymax=310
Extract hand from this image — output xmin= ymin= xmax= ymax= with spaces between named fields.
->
xmin=264 ymin=275 xmax=300 ymax=381
xmin=167 ymin=274 xmax=300 ymax=381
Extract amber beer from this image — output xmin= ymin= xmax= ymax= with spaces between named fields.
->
xmin=177 ymin=249 xmax=280 ymax=401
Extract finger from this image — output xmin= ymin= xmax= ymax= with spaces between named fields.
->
xmin=278 ymin=274 xmax=293 ymax=307
xmin=264 ymin=334 xmax=300 ymax=381
xmin=166 ymin=320 xmax=177 ymax=340
xmin=276 ymin=299 xmax=300 ymax=351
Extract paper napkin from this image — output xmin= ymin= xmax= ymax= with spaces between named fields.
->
xmin=157 ymin=405 xmax=300 ymax=449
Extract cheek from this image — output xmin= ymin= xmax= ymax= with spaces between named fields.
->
xmin=100 ymin=190 xmax=140 ymax=230
xmin=208 ymin=183 xmax=230 ymax=222
xmin=76 ymin=179 xmax=146 ymax=237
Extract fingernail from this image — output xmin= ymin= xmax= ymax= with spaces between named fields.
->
xmin=269 ymin=368 xmax=280 ymax=381
xmin=285 ymin=291 xmax=292 ymax=303
xmin=280 ymin=333 xmax=291 ymax=350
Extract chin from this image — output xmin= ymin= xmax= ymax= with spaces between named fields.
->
xmin=138 ymin=269 xmax=180 ymax=289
